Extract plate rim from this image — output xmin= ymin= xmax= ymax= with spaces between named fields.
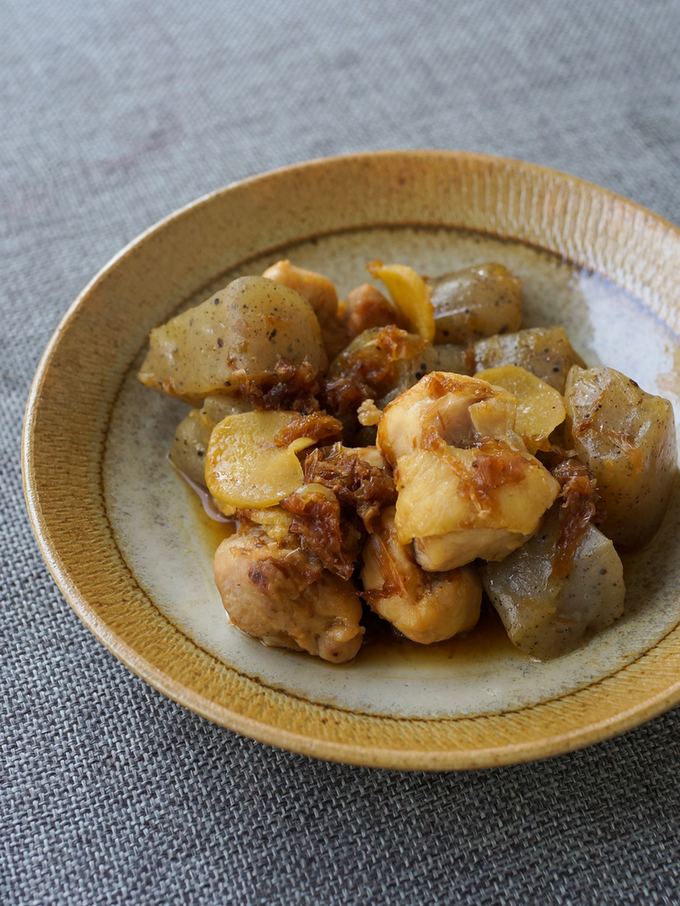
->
xmin=22 ymin=149 xmax=680 ymax=770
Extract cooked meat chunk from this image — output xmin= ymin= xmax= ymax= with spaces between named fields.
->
xmin=377 ymin=372 xmax=560 ymax=570
xmin=377 ymin=371 xmax=520 ymax=461
xmin=262 ymin=259 xmax=339 ymax=321
xmin=213 ymin=528 xmax=364 ymax=663
xmin=361 ymin=507 xmax=482 ymax=644
xmin=343 ymin=283 xmax=396 ymax=337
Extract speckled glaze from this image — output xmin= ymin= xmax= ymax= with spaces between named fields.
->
xmin=22 ymin=151 xmax=680 ymax=769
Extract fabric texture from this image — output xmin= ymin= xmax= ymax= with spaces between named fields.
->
xmin=3 ymin=1 xmax=680 ymax=903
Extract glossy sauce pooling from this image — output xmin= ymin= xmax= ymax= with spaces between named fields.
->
xmin=185 ymin=479 xmax=236 ymax=551
xmin=356 ymin=598 xmax=516 ymax=669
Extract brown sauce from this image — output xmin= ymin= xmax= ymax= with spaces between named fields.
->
xmin=355 ymin=597 xmax=516 ymax=669
xmin=184 ymin=479 xmax=236 ymax=551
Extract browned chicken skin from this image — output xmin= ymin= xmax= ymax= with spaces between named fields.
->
xmin=213 ymin=527 xmax=365 ymax=663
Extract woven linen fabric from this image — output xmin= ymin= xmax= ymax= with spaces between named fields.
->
xmin=3 ymin=1 xmax=680 ymax=903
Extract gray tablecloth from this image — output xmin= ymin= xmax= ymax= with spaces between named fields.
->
xmin=4 ymin=1 xmax=680 ymax=903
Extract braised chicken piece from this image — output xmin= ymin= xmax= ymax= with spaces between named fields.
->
xmin=343 ymin=283 xmax=397 ymax=337
xmin=377 ymin=372 xmax=560 ymax=570
xmin=213 ymin=527 xmax=365 ymax=663
xmin=361 ymin=507 xmax=482 ymax=644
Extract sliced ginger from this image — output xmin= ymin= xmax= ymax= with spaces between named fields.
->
xmin=206 ymin=410 xmax=315 ymax=508
xmin=476 ymin=365 xmax=566 ymax=453
xmin=366 ymin=260 xmax=435 ymax=342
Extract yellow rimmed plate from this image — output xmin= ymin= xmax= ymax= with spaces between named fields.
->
xmin=22 ymin=151 xmax=680 ymax=770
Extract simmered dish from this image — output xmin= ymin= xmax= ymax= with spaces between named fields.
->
xmin=137 ymin=258 xmax=677 ymax=663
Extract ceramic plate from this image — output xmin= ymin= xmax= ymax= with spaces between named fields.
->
xmin=23 ymin=151 xmax=680 ymax=769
